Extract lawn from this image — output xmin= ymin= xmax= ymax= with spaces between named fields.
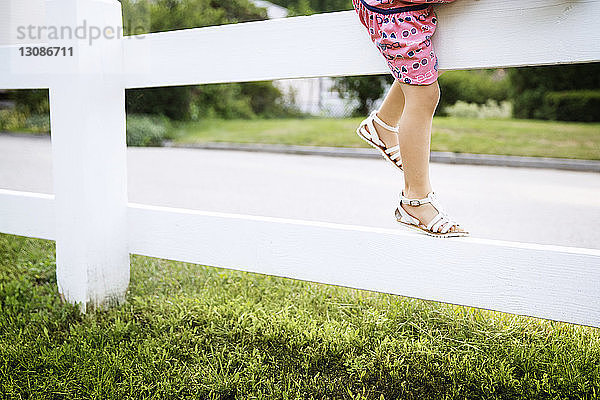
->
xmin=1 ymin=233 xmax=599 ymax=399
xmin=171 ymin=117 xmax=600 ymax=160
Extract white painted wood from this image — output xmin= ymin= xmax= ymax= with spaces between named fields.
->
xmin=0 ymin=0 xmax=50 ymax=88
xmin=48 ymin=0 xmax=129 ymax=312
xmin=0 ymin=189 xmax=55 ymax=240
xmin=436 ymin=0 xmax=600 ymax=70
xmin=121 ymin=0 xmax=600 ymax=88
xmin=1 ymin=0 xmax=599 ymax=323
xmin=0 ymin=0 xmax=122 ymax=90
xmin=3 ymin=0 xmax=598 ymax=89
xmin=128 ymin=203 xmax=600 ymax=328
xmin=2 ymin=190 xmax=599 ymax=326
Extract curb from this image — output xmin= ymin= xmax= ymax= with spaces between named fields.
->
xmin=164 ymin=141 xmax=600 ymax=173
xmin=0 ymin=131 xmax=49 ymax=139
xmin=3 ymin=132 xmax=598 ymax=173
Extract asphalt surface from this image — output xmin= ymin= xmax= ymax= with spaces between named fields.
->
xmin=2 ymin=134 xmax=599 ymax=249
xmin=167 ymin=141 xmax=600 ymax=172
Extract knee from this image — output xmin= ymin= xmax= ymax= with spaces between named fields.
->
xmin=404 ymin=81 xmax=440 ymax=114
xmin=422 ymin=82 xmax=441 ymax=113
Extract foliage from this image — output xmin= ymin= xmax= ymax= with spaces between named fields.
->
xmin=24 ymin=113 xmax=51 ymax=133
xmin=0 ymin=109 xmax=28 ymax=132
xmin=444 ymin=100 xmax=512 ymax=119
xmin=126 ymin=114 xmax=171 ymax=146
xmin=121 ymin=0 xmax=296 ymax=120
xmin=509 ymin=63 xmax=600 ymax=121
xmin=189 ymin=83 xmax=255 ymax=120
xmin=126 ymin=86 xmax=193 ymax=121
xmin=240 ymin=81 xmax=303 ymax=118
xmin=7 ymin=89 xmax=49 ymax=115
xmin=121 ymin=0 xmax=267 ymax=34
xmin=268 ymin=0 xmax=352 ymax=14
xmin=1 ymin=233 xmax=599 ymax=398
xmin=542 ymin=90 xmax=600 ymax=123
xmin=332 ymin=74 xmax=393 ymax=117
xmin=438 ymin=70 xmax=510 ymax=114
xmin=0 ymin=108 xmax=50 ymax=133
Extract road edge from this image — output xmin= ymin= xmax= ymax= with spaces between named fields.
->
xmin=2 ymin=132 xmax=598 ymax=173
xmin=164 ymin=141 xmax=600 ymax=173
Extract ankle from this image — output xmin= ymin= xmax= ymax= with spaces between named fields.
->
xmin=403 ymin=186 xmax=432 ymax=199
xmin=375 ymin=111 xmax=400 ymax=128
xmin=375 ymin=125 xmax=398 ymax=142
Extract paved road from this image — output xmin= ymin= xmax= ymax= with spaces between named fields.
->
xmin=2 ymin=134 xmax=599 ymax=249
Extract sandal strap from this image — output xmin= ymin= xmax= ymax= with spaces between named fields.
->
xmin=428 ymin=213 xmax=450 ymax=233
xmin=385 ymin=145 xmax=400 ymax=154
xmin=399 ymin=191 xmax=459 ymax=233
xmin=371 ymin=110 xmax=399 ymax=133
xmin=385 ymin=145 xmax=401 ymax=160
xmin=399 ymin=191 xmax=435 ymax=207
xmin=360 ymin=114 xmax=385 ymax=147
xmin=399 ymin=191 xmax=448 ymax=215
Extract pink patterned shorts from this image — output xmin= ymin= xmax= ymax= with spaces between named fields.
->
xmin=352 ymin=0 xmax=440 ymax=85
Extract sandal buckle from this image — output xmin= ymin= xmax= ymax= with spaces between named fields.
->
xmin=409 ymin=200 xmax=421 ymax=206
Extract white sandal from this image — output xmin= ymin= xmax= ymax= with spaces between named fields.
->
xmin=395 ymin=191 xmax=469 ymax=238
xmin=356 ymin=110 xmax=403 ymax=171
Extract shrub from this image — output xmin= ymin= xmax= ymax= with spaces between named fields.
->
xmin=509 ymin=63 xmax=600 ymax=120
xmin=240 ymin=81 xmax=305 ymax=118
xmin=126 ymin=86 xmax=193 ymax=121
xmin=444 ymin=100 xmax=512 ymax=119
xmin=332 ymin=75 xmax=393 ymax=117
xmin=126 ymin=114 xmax=170 ymax=146
xmin=24 ymin=114 xmax=51 ymax=133
xmin=543 ymin=90 xmax=600 ymax=122
xmin=122 ymin=0 xmax=288 ymax=121
xmin=268 ymin=0 xmax=352 ymax=14
xmin=8 ymin=89 xmax=49 ymax=114
xmin=189 ymin=84 xmax=256 ymax=120
xmin=0 ymin=109 xmax=28 ymax=131
xmin=438 ymin=70 xmax=510 ymax=114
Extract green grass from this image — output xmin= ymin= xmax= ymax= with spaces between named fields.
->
xmin=171 ymin=117 xmax=600 ymax=160
xmin=1 ymin=233 xmax=599 ymax=399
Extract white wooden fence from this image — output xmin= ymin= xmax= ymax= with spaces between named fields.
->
xmin=1 ymin=0 xmax=599 ymax=326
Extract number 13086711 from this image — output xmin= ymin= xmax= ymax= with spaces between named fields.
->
xmin=19 ymin=47 xmax=74 ymax=57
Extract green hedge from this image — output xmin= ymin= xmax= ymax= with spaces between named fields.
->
xmin=543 ymin=90 xmax=600 ymax=122
xmin=126 ymin=114 xmax=171 ymax=147
xmin=438 ymin=70 xmax=510 ymax=114
xmin=509 ymin=63 xmax=600 ymax=120
xmin=8 ymin=89 xmax=49 ymax=114
xmin=126 ymin=87 xmax=193 ymax=121
xmin=0 ymin=109 xmax=27 ymax=131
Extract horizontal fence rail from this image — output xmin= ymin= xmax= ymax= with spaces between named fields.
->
xmin=0 ymin=189 xmax=55 ymax=240
xmin=122 ymin=0 xmax=600 ymax=88
xmin=1 ymin=189 xmax=599 ymax=327
xmin=2 ymin=0 xmax=599 ymax=89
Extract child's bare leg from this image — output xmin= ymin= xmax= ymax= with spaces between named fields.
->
xmin=397 ymin=80 xmax=464 ymax=233
xmin=367 ymin=80 xmax=405 ymax=148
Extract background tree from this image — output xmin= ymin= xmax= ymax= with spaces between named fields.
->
xmin=122 ymin=0 xmax=296 ymax=120
xmin=332 ymin=75 xmax=392 ymax=117
xmin=268 ymin=0 xmax=352 ymax=14
xmin=508 ymin=63 xmax=600 ymax=122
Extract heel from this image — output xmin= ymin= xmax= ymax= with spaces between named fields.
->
xmin=356 ymin=110 xmax=403 ymax=171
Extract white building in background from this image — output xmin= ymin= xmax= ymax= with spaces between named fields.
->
xmin=250 ymin=0 xmax=359 ymax=117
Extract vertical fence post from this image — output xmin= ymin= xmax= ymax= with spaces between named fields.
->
xmin=48 ymin=0 xmax=129 ymax=312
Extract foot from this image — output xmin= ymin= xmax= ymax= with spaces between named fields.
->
xmin=362 ymin=114 xmax=399 ymax=150
xmin=356 ymin=110 xmax=403 ymax=170
xmin=400 ymin=191 xmax=466 ymax=234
